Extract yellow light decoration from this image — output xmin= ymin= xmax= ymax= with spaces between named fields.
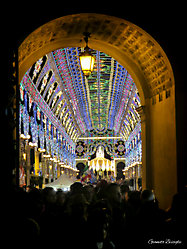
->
xmin=106 ymin=160 xmax=109 ymax=171
xmin=92 ymin=161 xmax=95 ymax=171
xmin=23 ymin=153 xmax=26 ymax=160
xmin=90 ymin=157 xmax=113 ymax=172
xmin=102 ymin=160 xmax=105 ymax=171
xmin=96 ymin=160 xmax=100 ymax=171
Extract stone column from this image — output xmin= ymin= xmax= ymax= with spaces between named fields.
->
xmin=35 ymin=149 xmax=40 ymax=176
xmin=42 ymin=154 xmax=46 ymax=187
xmin=136 ymin=105 xmax=147 ymax=189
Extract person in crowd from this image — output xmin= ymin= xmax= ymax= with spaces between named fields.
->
xmin=82 ymin=184 xmax=95 ymax=204
xmin=55 ymin=188 xmax=66 ymax=215
xmin=61 ymin=186 xmax=89 ymax=249
xmin=165 ymin=187 xmax=187 ymax=243
xmin=87 ymin=199 xmax=115 ymax=249
xmin=95 ymin=179 xmax=108 ymax=200
xmin=42 ymin=187 xmax=56 ymax=206
xmin=7 ymin=186 xmax=41 ymax=246
xmin=100 ymin=183 xmax=125 ymax=249
xmin=134 ymin=189 xmax=167 ymax=246
xmin=120 ymin=183 xmax=129 ymax=202
xmin=70 ymin=181 xmax=83 ymax=195
xmin=8 ymin=182 xmax=187 ymax=248
xmin=39 ymin=187 xmax=58 ymax=244
xmin=124 ymin=190 xmax=141 ymax=223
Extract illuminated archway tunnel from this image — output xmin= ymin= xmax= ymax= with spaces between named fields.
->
xmin=19 ymin=13 xmax=176 ymax=209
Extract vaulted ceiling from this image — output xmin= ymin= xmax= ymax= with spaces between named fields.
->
xmin=25 ymin=47 xmax=141 ymax=143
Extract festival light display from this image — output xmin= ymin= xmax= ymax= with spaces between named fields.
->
xmin=19 ymin=47 xmax=142 ymax=186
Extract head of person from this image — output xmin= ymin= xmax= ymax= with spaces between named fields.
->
xmin=106 ymin=183 xmax=122 ymax=205
xmin=120 ymin=184 xmax=129 ymax=201
xmin=141 ymin=189 xmax=155 ymax=204
xmin=70 ymin=182 xmax=83 ymax=194
xmin=56 ymin=189 xmax=66 ymax=206
xmin=42 ymin=187 xmax=56 ymax=205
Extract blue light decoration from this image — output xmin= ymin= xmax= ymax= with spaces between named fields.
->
xmin=19 ymin=73 xmax=76 ymax=170
xmin=19 ymin=47 xmax=142 ymax=178
xmin=124 ymin=121 xmax=142 ymax=168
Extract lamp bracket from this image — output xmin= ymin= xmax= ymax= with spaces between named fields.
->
xmin=83 ymin=32 xmax=91 ymax=46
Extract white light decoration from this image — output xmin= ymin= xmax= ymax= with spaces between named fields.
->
xmin=106 ymin=160 xmax=109 ymax=171
xmin=111 ymin=160 xmax=115 ymax=171
xmin=96 ymin=145 xmax=104 ymax=158
xmin=96 ymin=160 xmax=100 ymax=171
xmin=92 ymin=161 xmax=95 ymax=171
xmin=102 ymin=160 xmax=105 ymax=171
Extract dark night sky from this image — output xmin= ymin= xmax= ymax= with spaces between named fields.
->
xmin=7 ymin=1 xmax=185 ymax=83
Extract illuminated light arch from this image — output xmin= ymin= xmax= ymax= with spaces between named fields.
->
xmin=19 ymin=13 xmax=174 ymax=103
xmin=19 ymin=13 xmax=176 ymax=209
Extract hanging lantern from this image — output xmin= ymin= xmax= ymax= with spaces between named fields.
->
xmin=79 ymin=32 xmax=95 ymax=77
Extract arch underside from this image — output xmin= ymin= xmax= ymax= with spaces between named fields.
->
xmin=19 ymin=13 xmax=174 ymax=101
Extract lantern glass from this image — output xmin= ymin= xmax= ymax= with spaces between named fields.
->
xmin=79 ymin=48 xmax=95 ymax=76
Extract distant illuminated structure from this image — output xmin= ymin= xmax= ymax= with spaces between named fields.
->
xmin=89 ymin=146 xmax=115 ymax=179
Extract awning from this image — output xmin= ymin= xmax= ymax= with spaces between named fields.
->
xmin=45 ymin=174 xmax=77 ymax=191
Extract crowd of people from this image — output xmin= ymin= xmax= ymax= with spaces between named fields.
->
xmin=7 ymin=180 xmax=186 ymax=248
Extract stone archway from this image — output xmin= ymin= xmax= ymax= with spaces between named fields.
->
xmin=19 ymin=13 xmax=176 ymax=209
